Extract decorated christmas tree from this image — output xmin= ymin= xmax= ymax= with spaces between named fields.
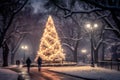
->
xmin=36 ymin=15 xmax=65 ymax=62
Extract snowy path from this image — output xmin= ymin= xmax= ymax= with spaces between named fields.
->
xmin=48 ymin=66 xmax=120 ymax=80
xmin=0 ymin=68 xmax=18 ymax=80
xmin=29 ymin=68 xmax=84 ymax=80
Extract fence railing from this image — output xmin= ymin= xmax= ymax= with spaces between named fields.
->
xmin=97 ymin=60 xmax=120 ymax=71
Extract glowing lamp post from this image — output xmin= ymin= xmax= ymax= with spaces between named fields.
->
xmin=86 ymin=23 xmax=98 ymax=67
xmin=21 ymin=45 xmax=28 ymax=64
xmin=81 ymin=49 xmax=87 ymax=53
xmin=81 ymin=49 xmax=87 ymax=63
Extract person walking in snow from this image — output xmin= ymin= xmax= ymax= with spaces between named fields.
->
xmin=26 ymin=57 xmax=32 ymax=73
xmin=37 ymin=57 xmax=42 ymax=72
xmin=16 ymin=60 xmax=20 ymax=67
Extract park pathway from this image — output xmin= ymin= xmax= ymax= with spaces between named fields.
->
xmin=28 ymin=67 xmax=84 ymax=80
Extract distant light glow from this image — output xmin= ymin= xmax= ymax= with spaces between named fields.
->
xmin=81 ymin=49 xmax=87 ymax=53
xmin=21 ymin=45 xmax=28 ymax=50
xmin=86 ymin=23 xmax=91 ymax=28
xmin=86 ymin=23 xmax=98 ymax=30
xmin=94 ymin=23 xmax=98 ymax=28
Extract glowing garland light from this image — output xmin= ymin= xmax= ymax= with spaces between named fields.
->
xmin=36 ymin=15 xmax=65 ymax=62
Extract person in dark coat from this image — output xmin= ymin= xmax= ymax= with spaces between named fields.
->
xmin=16 ymin=60 xmax=20 ymax=67
xmin=37 ymin=57 xmax=42 ymax=72
xmin=26 ymin=57 xmax=31 ymax=73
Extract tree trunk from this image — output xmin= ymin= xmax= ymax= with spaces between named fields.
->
xmin=2 ymin=42 xmax=9 ymax=67
xmin=10 ymin=35 xmax=25 ymax=64
xmin=101 ymin=43 xmax=105 ymax=61
xmin=94 ymin=49 xmax=98 ymax=63
xmin=73 ymin=41 xmax=79 ymax=63
xmin=11 ymin=53 xmax=15 ymax=64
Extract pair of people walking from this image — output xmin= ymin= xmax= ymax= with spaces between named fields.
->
xmin=26 ymin=57 xmax=42 ymax=73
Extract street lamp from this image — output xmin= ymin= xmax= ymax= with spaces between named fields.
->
xmin=81 ymin=49 xmax=87 ymax=63
xmin=21 ymin=45 xmax=28 ymax=64
xmin=86 ymin=23 xmax=98 ymax=29
xmin=85 ymin=23 xmax=98 ymax=67
xmin=81 ymin=49 xmax=87 ymax=53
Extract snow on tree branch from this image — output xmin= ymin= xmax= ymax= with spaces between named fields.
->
xmin=64 ymin=8 xmax=103 ymax=17
xmin=96 ymin=12 xmax=111 ymax=20
xmin=94 ymin=38 xmax=103 ymax=50
xmin=52 ymin=1 xmax=103 ymax=17
xmin=107 ymin=36 xmax=120 ymax=42
xmin=61 ymin=37 xmax=83 ymax=41
xmin=96 ymin=12 xmax=120 ymax=35
xmin=62 ymin=43 xmax=74 ymax=51
xmin=105 ymin=27 xmax=120 ymax=34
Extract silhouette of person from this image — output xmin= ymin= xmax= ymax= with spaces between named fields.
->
xmin=16 ymin=60 xmax=20 ymax=67
xmin=37 ymin=57 xmax=42 ymax=72
xmin=26 ymin=57 xmax=31 ymax=73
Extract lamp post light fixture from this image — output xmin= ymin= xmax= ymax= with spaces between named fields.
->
xmin=81 ymin=49 xmax=87 ymax=63
xmin=81 ymin=49 xmax=87 ymax=54
xmin=85 ymin=23 xmax=98 ymax=67
xmin=86 ymin=23 xmax=98 ymax=30
xmin=21 ymin=45 xmax=28 ymax=64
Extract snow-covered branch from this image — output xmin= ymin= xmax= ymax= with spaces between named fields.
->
xmin=93 ymin=25 xmax=106 ymax=50
xmin=64 ymin=8 xmax=102 ymax=17
xmin=94 ymin=38 xmax=103 ymax=50
xmin=96 ymin=12 xmax=111 ymax=20
xmin=105 ymin=27 xmax=116 ymax=31
xmin=61 ymin=37 xmax=83 ymax=41
xmin=108 ymin=36 xmax=120 ymax=42
xmin=11 ymin=35 xmax=25 ymax=54
xmin=62 ymin=43 xmax=74 ymax=51
xmin=96 ymin=12 xmax=120 ymax=35
xmin=52 ymin=1 xmax=102 ymax=17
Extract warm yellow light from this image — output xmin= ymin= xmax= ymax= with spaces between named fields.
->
xmin=94 ymin=23 xmax=98 ymax=28
xmin=35 ymin=15 xmax=65 ymax=62
xmin=86 ymin=23 xmax=98 ymax=30
xmin=21 ymin=45 xmax=28 ymax=50
xmin=81 ymin=49 xmax=87 ymax=53
xmin=86 ymin=23 xmax=91 ymax=29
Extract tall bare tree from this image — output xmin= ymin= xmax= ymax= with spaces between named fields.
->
xmin=0 ymin=0 xmax=28 ymax=66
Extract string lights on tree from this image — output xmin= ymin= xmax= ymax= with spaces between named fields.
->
xmin=36 ymin=15 xmax=65 ymax=62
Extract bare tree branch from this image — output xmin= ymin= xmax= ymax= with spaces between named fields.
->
xmin=96 ymin=12 xmax=111 ymax=20
xmin=62 ymin=43 xmax=74 ymax=51
xmin=96 ymin=12 xmax=120 ymax=36
xmin=52 ymin=1 xmax=103 ymax=17
xmin=64 ymin=8 xmax=103 ymax=17
xmin=82 ymin=0 xmax=120 ymax=10
xmin=13 ymin=0 xmax=28 ymax=14
xmin=61 ymin=37 xmax=83 ymax=41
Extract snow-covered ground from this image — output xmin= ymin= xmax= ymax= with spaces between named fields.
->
xmin=0 ymin=68 xmax=18 ymax=80
xmin=48 ymin=66 xmax=120 ymax=80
